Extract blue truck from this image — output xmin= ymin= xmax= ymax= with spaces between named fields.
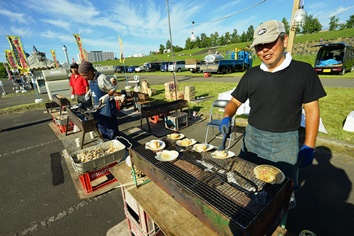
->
xmin=200 ymin=49 xmax=252 ymax=74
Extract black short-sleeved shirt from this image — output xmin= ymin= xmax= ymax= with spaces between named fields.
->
xmin=231 ymin=60 xmax=327 ymax=132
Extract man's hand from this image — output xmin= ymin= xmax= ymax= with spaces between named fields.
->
xmin=84 ymin=90 xmax=91 ymax=101
xmin=219 ymin=117 xmax=231 ymax=134
xmin=70 ymin=94 xmax=75 ymax=101
xmin=298 ymin=144 xmax=315 ymax=168
xmin=99 ymin=94 xmax=110 ymax=103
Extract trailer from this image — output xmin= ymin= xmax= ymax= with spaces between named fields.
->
xmin=200 ymin=49 xmax=252 ymax=74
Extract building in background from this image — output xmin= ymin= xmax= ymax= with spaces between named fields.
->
xmin=86 ymin=51 xmax=115 ymax=62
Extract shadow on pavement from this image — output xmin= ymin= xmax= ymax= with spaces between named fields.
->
xmin=287 ymin=146 xmax=354 ymax=235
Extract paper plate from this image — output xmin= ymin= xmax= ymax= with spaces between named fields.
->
xmin=176 ymin=138 xmax=197 ymax=147
xmin=167 ymin=133 xmax=185 ymax=140
xmin=145 ymin=140 xmax=165 ymax=151
xmin=211 ymin=150 xmax=235 ymax=159
xmin=253 ymin=165 xmax=285 ymax=184
xmin=192 ymin=143 xmax=214 ymax=152
xmin=155 ymin=150 xmax=179 ymax=161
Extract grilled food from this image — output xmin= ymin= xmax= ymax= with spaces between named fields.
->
xmin=170 ymin=133 xmax=180 ymax=139
xmin=76 ymin=146 xmax=118 ymax=163
xmin=196 ymin=144 xmax=208 ymax=152
xmin=213 ymin=150 xmax=228 ymax=158
xmin=254 ymin=165 xmax=284 ymax=184
xmin=180 ymin=138 xmax=192 ymax=146
xmin=150 ymin=140 xmax=161 ymax=149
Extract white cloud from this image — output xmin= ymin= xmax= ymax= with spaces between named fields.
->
xmin=0 ymin=9 xmax=27 ymax=24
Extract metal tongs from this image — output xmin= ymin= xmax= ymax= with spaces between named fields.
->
xmin=84 ymin=100 xmax=106 ymax=113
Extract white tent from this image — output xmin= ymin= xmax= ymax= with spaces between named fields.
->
xmin=27 ymin=52 xmax=55 ymax=70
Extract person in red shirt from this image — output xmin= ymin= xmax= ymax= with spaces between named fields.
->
xmin=69 ymin=62 xmax=90 ymax=103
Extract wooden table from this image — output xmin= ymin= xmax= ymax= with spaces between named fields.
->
xmin=110 ymin=162 xmax=218 ymax=236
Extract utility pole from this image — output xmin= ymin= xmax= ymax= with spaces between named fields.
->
xmin=287 ymin=0 xmax=300 ymax=55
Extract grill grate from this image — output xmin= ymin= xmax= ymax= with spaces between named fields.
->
xmin=133 ymin=139 xmax=288 ymax=230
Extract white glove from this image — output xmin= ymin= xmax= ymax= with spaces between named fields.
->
xmin=99 ymin=94 xmax=110 ymax=103
xmin=71 ymin=94 xmax=75 ymax=101
xmin=84 ymin=90 xmax=91 ymax=101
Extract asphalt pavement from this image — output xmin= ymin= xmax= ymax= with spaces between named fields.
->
xmin=0 ymin=75 xmax=354 ymax=235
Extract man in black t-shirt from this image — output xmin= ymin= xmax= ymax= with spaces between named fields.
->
xmin=220 ymin=20 xmax=326 ymax=208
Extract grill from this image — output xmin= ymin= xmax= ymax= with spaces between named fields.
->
xmin=131 ymin=139 xmax=293 ymax=236
xmin=66 ymin=107 xmax=99 ymax=149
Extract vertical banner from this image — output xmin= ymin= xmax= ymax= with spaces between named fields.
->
xmin=73 ymin=34 xmax=87 ymax=61
xmin=5 ymin=50 xmax=18 ymax=70
xmin=50 ymin=50 xmax=59 ymax=68
xmin=6 ymin=35 xmax=30 ymax=72
xmin=118 ymin=35 xmax=125 ymax=63
xmin=3 ymin=62 xmax=13 ymax=80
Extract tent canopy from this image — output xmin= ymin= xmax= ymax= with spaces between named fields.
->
xmin=27 ymin=52 xmax=55 ymax=70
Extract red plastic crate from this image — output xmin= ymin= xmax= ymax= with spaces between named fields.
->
xmin=79 ymin=162 xmax=117 ymax=193
xmin=58 ymin=122 xmax=74 ymax=133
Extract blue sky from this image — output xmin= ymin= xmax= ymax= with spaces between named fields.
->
xmin=0 ymin=0 xmax=352 ymax=64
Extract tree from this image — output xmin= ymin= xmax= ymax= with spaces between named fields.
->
xmin=302 ymin=14 xmax=322 ymax=33
xmin=159 ymin=44 xmax=165 ymax=54
xmin=245 ymin=25 xmax=254 ymax=42
xmin=0 ymin=63 xmax=7 ymax=78
xmin=231 ymin=29 xmax=239 ymax=43
xmin=329 ymin=16 xmax=339 ymax=31
xmin=345 ymin=14 xmax=354 ymax=28
xmin=166 ymin=40 xmax=171 ymax=52
xmin=282 ymin=17 xmax=290 ymax=34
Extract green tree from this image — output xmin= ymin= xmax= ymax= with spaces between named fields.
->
xmin=239 ymin=31 xmax=248 ymax=42
xmin=166 ymin=40 xmax=171 ymax=51
xmin=159 ymin=44 xmax=165 ymax=54
xmin=245 ymin=25 xmax=254 ymax=42
xmin=210 ymin=32 xmax=219 ymax=46
xmin=224 ymin=32 xmax=231 ymax=45
xmin=302 ymin=15 xmax=322 ymax=33
xmin=329 ymin=16 xmax=339 ymax=31
xmin=231 ymin=29 xmax=239 ymax=43
xmin=282 ymin=17 xmax=290 ymax=34
xmin=0 ymin=63 xmax=7 ymax=78
xmin=345 ymin=14 xmax=354 ymax=28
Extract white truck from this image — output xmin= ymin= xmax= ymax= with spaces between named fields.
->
xmin=185 ymin=59 xmax=202 ymax=73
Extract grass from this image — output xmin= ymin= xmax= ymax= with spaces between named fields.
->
xmin=1 ymin=28 xmax=354 ymax=155
xmin=148 ymin=81 xmax=354 ymax=155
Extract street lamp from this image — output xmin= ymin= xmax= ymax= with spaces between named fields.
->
xmin=190 ymin=21 xmax=196 ymax=42
xmin=62 ymin=45 xmax=69 ymax=64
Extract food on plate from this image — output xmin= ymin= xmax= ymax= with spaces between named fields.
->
xmin=170 ymin=133 xmax=180 ymax=139
xmin=160 ymin=151 xmax=171 ymax=160
xmin=213 ymin=150 xmax=228 ymax=158
xmin=254 ymin=165 xmax=284 ymax=184
xmin=150 ymin=140 xmax=160 ymax=149
xmin=196 ymin=144 xmax=208 ymax=152
xmin=180 ymin=138 xmax=192 ymax=146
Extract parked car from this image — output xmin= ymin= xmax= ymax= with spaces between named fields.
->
xmin=168 ymin=60 xmax=186 ymax=72
xmin=314 ymin=42 xmax=354 ymax=75
xmin=160 ymin=62 xmax=169 ymax=72
xmin=144 ymin=62 xmax=162 ymax=72
xmin=115 ymin=65 xmax=128 ymax=73
xmin=135 ymin=65 xmax=146 ymax=73
xmin=127 ymin=66 xmax=138 ymax=73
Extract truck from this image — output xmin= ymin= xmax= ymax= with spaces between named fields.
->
xmin=200 ymin=49 xmax=252 ymax=74
xmin=185 ymin=58 xmax=202 ymax=73
xmin=313 ymin=42 xmax=354 ymax=75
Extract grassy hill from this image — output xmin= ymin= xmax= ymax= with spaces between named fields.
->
xmin=97 ymin=28 xmax=354 ymax=69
